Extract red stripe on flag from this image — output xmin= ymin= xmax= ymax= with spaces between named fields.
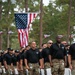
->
xmin=34 ymin=13 xmax=36 ymax=18
xmin=18 ymin=31 xmax=21 ymax=47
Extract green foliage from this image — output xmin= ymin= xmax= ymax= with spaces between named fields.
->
xmin=0 ymin=0 xmax=75 ymax=49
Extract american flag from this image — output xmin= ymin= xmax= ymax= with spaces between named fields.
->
xmin=15 ymin=13 xmax=38 ymax=47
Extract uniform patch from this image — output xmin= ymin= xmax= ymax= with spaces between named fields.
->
xmin=61 ymin=47 xmax=64 ymax=49
xmin=36 ymin=52 xmax=39 ymax=54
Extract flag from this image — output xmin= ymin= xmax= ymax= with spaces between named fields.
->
xmin=0 ymin=31 xmax=3 ymax=35
xmin=44 ymin=34 xmax=50 ymax=38
xmin=15 ymin=13 xmax=38 ymax=47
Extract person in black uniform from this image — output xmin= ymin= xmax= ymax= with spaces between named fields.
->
xmin=17 ymin=47 xmax=25 ymax=75
xmin=0 ymin=50 xmax=6 ymax=75
xmin=50 ymin=36 xmax=66 ymax=75
xmin=3 ymin=48 xmax=14 ymax=75
xmin=12 ymin=50 xmax=20 ymax=75
xmin=19 ymin=48 xmax=26 ymax=75
xmin=42 ymin=40 xmax=53 ymax=75
xmin=25 ymin=41 xmax=42 ymax=75
xmin=65 ymin=45 xmax=70 ymax=68
xmin=68 ymin=43 xmax=75 ymax=75
xmin=0 ymin=51 xmax=2 ymax=75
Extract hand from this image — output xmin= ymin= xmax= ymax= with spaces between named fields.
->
xmin=26 ymin=66 xmax=30 ymax=69
xmin=40 ymin=66 xmax=44 ymax=69
xmin=5 ymin=66 xmax=8 ymax=70
xmin=50 ymin=62 xmax=53 ymax=67
xmin=69 ymin=64 xmax=72 ymax=70
xmin=64 ymin=62 xmax=67 ymax=67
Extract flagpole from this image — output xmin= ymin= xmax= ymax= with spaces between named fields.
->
xmin=15 ymin=12 xmax=39 ymax=14
xmin=39 ymin=0 xmax=43 ymax=48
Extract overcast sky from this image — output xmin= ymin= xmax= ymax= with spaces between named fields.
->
xmin=43 ymin=0 xmax=49 ymax=6
xmin=2 ymin=0 xmax=53 ymax=6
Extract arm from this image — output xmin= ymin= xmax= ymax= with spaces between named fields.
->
xmin=3 ymin=60 xmax=8 ymax=70
xmin=19 ymin=59 xmax=23 ymax=70
xmin=3 ymin=55 xmax=8 ymax=70
xmin=16 ymin=61 xmax=20 ymax=71
xmin=39 ymin=58 xmax=44 ymax=69
xmin=64 ymin=55 xmax=67 ymax=67
xmin=24 ymin=51 xmax=29 ymax=69
xmin=25 ymin=59 xmax=29 ymax=69
xmin=68 ymin=45 xmax=72 ymax=70
xmin=49 ymin=55 xmax=52 ymax=66
xmin=49 ymin=45 xmax=53 ymax=66
xmin=68 ymin=55 xmax=72 ymax=70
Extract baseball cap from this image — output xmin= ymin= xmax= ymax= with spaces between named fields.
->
xmin=7 ymin=48 xmax=13 ymax=51
xmin=15 ymin=50 xmax=19 ymax=53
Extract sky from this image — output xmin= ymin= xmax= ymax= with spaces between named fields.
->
xmin=43 ymin=0 xmax=49 ymax=6
xmin=43 ymin=0 xmax=55 ymax=6
xmin=2 ymin=0 xmax=52 ymax=6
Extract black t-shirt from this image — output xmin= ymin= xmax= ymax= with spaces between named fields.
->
xmin=17 ymin=52 xmax=23 ymax=62
xmin=0 ymin=55 xmax=4 ymax=65
xmin=50 ymin=43 xmax=66 ymax=59
xmin=69 ymin=43 xmax=75 ymax=60
xmin=3 ymin=53 xmax=14 ymax=65
xmin=12 ymin=55 xmax=18 ymax=66
xmin=42 ymin=47 xmax=50 ymax=63
xmin=20 ymin=52 xmax=26 ymax=66
xmin=25 ymin=48 xmax=42 ymax=63
xmin=1 ymin=55 xmax=4 ymax=65
xmin=0 ymin=55 xmax=1 ymax=62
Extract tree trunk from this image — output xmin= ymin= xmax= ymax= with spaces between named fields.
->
xmin=67 ymin=0 xmax=72 ymax=44
xmin=0 ymin=1 xmax=2 ymax=50
xmin=7 ymin=0 xmax=10 ymax=48
xmin=39 ymin=0 xmax=43 ymax=48
xmin=0 ymin=1 xmax=2 ymax=20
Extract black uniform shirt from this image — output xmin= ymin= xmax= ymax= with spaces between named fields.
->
xmin=50 ymin=43 xmax=66 ymax=59
xmin=69 ymin=43 xmax=75 ymax=60
xmin=17 ymin=52 xmax=23 ymax=62
xmin=12 ymin=55 xmax=18 ymax=66
xmin=1 ymin=55 xmax=4 ymax=65
xmin=0 ymin=55 xmax=1 ymax=62
xmin=42 ymin=47 xmax=50 ymax=63
xmin=3 ymin=53 xmax=14 ymax=65
xmin=25 ymin=48 xmax=42 ymax=63
xmin=20 ymin=52 xmax=26 ymax=66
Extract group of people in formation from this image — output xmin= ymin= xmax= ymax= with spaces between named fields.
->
xmin=0 ymin=35 xmax=75 ymax=75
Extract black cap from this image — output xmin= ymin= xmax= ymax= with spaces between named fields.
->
xmin=7 ymin=48 xmax=13 ymax=51
xmin=15 ymin=50 xmax=19 ymax=53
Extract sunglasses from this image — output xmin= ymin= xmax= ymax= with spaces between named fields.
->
xmin=48 ymin=43 xmax=53 ymax=44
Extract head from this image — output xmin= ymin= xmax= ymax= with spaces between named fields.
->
xmin=42 ymin=43 xmax=47 ymax=49
xmin=8 ymin=48 xmax=13 ymax=54
xmin=15 ymin=50 xmax=19 ymax=55
xmin=30 ymin=41 xmax=36 ymax=49
xmin=65 ymin=45 xmax=70 ymax=50
xmin=47 ymin=40 xmax=53 ymax=48
xmin=1 ymin=50 xmax=4 ymax=55
xmin=25 ymin=45 xmax=30 ymax=50
xmin=61 ymin=41 xmax=67 ymax=46
xmin=20 ymin=47 xmax=25 ymax=53
xmin=56 ymin=36 xmax=62 ymax=44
